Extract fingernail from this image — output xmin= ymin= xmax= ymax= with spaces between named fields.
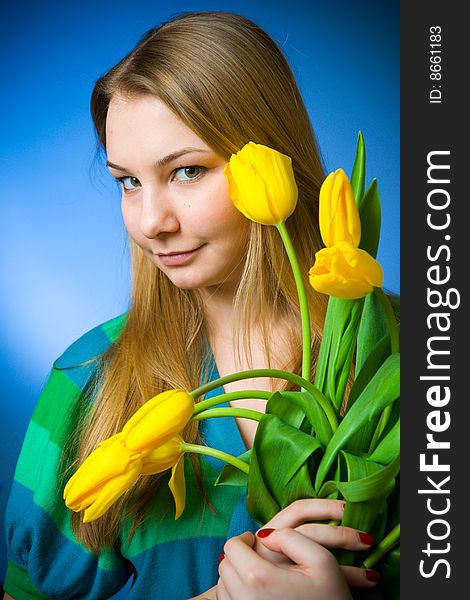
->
xmin=256 ymin=528 xmax=275 ymax=538
xmin=358 ymin=532 xmax=375 ymax=546
xmin=219 ymin=553 xmax=225 ymax=564
xmin=341 ymin=501 xmax=346 ymax=512
xmin=366 ymin=569 xmax=380 ymax=583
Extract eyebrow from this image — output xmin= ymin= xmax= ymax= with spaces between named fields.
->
xmin=106 ymin=148 xmax=209 ymax=172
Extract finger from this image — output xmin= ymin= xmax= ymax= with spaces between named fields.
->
xmin=295 ymin=523 xmax=375 ymax=551
xmin=223 ymin=532 xmax=277 ymax=581
xmin=218 ymin=555 xmax=252 ymax=599
xmin=256 ymin=527 xmax=340 ymax=571
xmin=262 ymin=498 xmax=345 ymax=529
xmin=341 ymin=566 xmax=381 ymax=588
xmin=215 ymin=575 xmax=232 ymax=600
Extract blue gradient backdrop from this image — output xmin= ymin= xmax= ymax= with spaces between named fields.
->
xmin=0 ymin=0 xmax=399 ymax=588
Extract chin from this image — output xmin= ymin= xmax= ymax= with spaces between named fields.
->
xmin=165 ymin=272 xmax=212 ymax=291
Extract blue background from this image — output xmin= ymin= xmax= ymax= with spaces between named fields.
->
xmin=0 ymin=0 xmax=399 ymax=589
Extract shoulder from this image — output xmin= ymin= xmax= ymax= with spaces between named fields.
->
xmin=50 ymin=313 xmax=128 ymax=392
xmin=53 ymin=312 xmax=127 ymax=369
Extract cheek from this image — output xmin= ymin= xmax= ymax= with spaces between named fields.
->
xmin=203 ymin=181 xmax=248 ymax=231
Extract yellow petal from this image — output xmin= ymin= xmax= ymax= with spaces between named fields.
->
xmin=123 ymin=390 xmax=194 ymax=454
xmin=168 ymin=454 xmax=186 ymax=520
xmin=140 ymin=435 xmax=183 ymax=475
xmin=319 ymin=169 xmax=361 ymax=247
xmin=82 ymin=459 xmax=142 ymax=522
xmin=319 ymin=171 xmax=335 ymax=246
xmin=309 ymin=242 xmax=383 ymax=299
xmin=64 ymin=434 xmax=140 ymax=511
xmin=224 ymin=142 xmax=298 ymax=225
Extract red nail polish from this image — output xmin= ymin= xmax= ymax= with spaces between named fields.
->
xmin=219 ymin=553 xmax=225 ymax=564
xmin=359 ymin=532 xmax=375 ymax=546
xmin=366 ymin=570 xmax=380 ymax=583
xmin=256 ymin=528 xmax=275 ymax=538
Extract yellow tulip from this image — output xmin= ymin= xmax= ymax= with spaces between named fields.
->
xmin=64 ymin=390 xmax=194 ymax=522
xmin=319 ymin=169 xmax=361 ymax=247
xmin=64 ymin=434 xmax=187 ymax=522
xmin=122 ymin=389 xmax=194 ymax=454
xmin=63 ymin=433 xmax=143 ymax=522
xmin=224 ymin=142 xmax=298 ymax=225
xmin=309 ymin=241 xmax=383 ymax=299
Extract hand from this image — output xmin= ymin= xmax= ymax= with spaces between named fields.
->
xmin=217 ymin=530 xmax=353 ymax=599
xmin=253 ymin=498 xmax=379 ymax=588
xmin=217 ymin=499 xmax=380 ymax=599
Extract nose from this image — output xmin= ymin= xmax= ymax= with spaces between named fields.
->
xmin=139 ymin=186 xmax=179 ymax=239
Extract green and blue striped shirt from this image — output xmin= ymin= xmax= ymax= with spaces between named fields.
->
xmin=4 ymin=314 xmax=256 ymax=599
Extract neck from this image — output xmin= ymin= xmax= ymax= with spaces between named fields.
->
xmin=199 ymin=284 xmax=237 ymax=336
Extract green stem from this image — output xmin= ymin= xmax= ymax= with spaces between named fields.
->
xmin=194 ymin=391 xmax=272 ymax=414
xmin=190 ymin=368 xmax=338 ymax=431
xmin=181 ymin=442 xmax=249 ymax=474
xmin=276 ymin=222 xmax=312 ymax=384
xmin=191 ymin=407 xmax=263 ymax=422
xmin=374 ymin=287 xmax=400 ymax=354
xmin=361 ymin=524 xmax=400 ymax=569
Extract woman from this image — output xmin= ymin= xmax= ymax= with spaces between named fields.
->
xmin=4 ymin=12 xmax=380 ymax=599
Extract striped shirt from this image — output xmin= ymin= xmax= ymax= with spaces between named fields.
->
xmin=4 ymin=314 xmax=257 ymax=599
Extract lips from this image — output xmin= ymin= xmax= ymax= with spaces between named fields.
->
xmin=155 ymin=246 xmax=202 ymax=266
xmin=157 ymin=249 xmax=199 ymax=257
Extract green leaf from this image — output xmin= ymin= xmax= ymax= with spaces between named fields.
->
xmin=356 ymin=292 xmax=390 ymax=375
xmin=267 ymin=390 xmax=333 ymax=447
xmin=350 ymin=131 xmax=366 ymax=207
xmin=215 ymin=450 xmax=251 ymax=487
xmin=319 ymin=455 xmax=399 ymax=504
xmin=246 ymin=440 xmax=280 ymax=525
xmin=246 ymin=414 xmax=320 ymax=524
xmin=369 ymin=419 xmax=400 ymax=465
xmin=319 ymin=298 xmax=363 ymax=413
xmin=345 ymin=326 xmax=400 ymax=454
xmin=359 ymin=179 xmax=381 ymax=258
xmin=319 ymin=452 xmax=398 ymax=566
xmin=333 ymin=299 xmax=364 ymax=409
xmin=266 ymin=391 xmax=305 ymax=429
xmin=315 ymin=354 xmax=400 ymax=490
xmin=352 ymin=327 xmax=399 ymax=408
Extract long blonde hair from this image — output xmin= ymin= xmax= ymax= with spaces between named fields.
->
xmin=69 ymin=11 xmax=328 ymax=551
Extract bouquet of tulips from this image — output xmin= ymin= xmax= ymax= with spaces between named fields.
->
xmin=65 ymin=134 xmax=400 ymax=599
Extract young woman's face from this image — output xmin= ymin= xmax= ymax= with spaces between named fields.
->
xmin=106 ymin=94 xmax=249 ymax=294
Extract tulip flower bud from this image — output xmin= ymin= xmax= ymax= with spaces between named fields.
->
xmin=224 ymin=142 xmax=298 ymax=225
xmin=122 ymin=389 xmax=194 ymax=454
xmin=319 ymin=169 xmax=361 ymax=247
xmin=64 ymin=390 xmax=194 ymax=523
xmin=64 ymin=433 xmax=143 ymax=522
xmin=309 ymin=241 xmax=383 ymax=299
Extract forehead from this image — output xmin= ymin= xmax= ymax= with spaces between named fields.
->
xmin=105 ymin=93 xmax=209 ymax=153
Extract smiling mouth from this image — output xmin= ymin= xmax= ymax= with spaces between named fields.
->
xmin=155 ymin=246 xmax=202 ymax=266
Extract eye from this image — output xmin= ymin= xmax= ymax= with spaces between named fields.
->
xmin=173 ymin=166 xmax=205 ymax=182
xmin=117 ymin=176 xmax=141 ymax=191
